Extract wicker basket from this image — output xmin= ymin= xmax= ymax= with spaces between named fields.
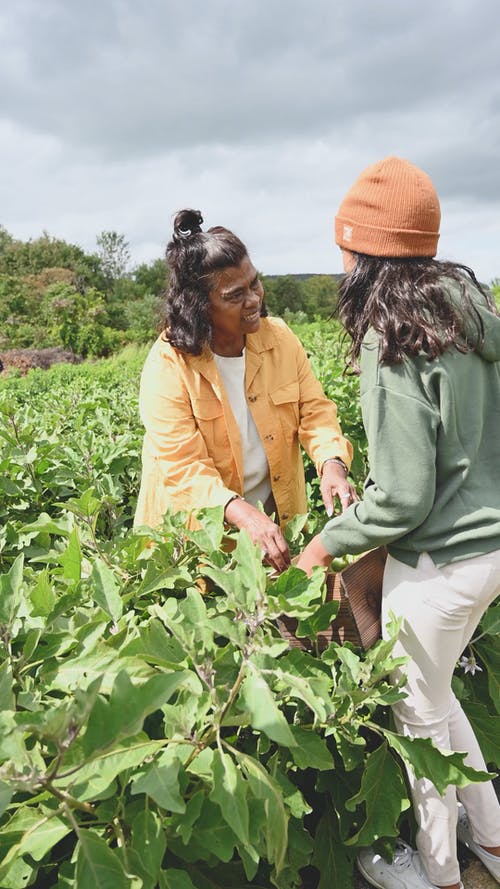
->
xmin=277 ymin=547 xmax=387 ymax=651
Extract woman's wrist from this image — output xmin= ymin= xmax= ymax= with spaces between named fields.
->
xmin=321 ymin=457 xmax=348 ymax=475
xmin=224 ymin=494 xmax=248 ymax=526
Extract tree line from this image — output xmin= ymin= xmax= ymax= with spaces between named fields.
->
xmin=2 ymin=225 xmax=497 ymax=360
xmin=0 ymin=226 xmax=342 ymax=358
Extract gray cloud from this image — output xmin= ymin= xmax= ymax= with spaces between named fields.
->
xmin=1 ymin=0 xmax=500 ymax=280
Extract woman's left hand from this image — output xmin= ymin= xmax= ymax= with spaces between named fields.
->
xmin=320 ymin=462 xmax=358 ymax=517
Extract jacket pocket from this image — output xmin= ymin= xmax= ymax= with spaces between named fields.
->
xmin=191 ymin=397 xmax=225 ymax=420
xmin=191 ymin=397 xmax=227 ymax=452
xmin=269 ymin=381 xmax=300 ymax=436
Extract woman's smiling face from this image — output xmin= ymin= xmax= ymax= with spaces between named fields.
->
xmin=208 ymin=255 xmax=264 ymax=356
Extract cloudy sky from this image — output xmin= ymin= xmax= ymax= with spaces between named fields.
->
xmin=2 ymin=0 xmax=500 ymax=282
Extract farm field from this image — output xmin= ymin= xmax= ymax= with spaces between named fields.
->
xmin=0 ymin=325 xmax=498 ymax=889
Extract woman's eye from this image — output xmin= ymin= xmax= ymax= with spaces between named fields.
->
xmin=224 ymin=292 xmax=243 ymax=303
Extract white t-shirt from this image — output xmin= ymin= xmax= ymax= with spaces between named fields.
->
xmin=214 ymin=350 xmax=272 ymax=508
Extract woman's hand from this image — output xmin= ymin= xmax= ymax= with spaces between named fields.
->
xmin=320 ymin=461 xmax=358 ymax=517
xmin=295 ymin=535 xmax=332 ymax=577
xmin=224 ymin=497 xmax=291 ymax=574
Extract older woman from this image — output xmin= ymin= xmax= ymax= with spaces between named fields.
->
xmin=134 ymin=208 xmax=354 ymax=572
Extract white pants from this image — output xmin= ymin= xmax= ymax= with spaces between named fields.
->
xmin=382 ymin=550 xmax=500 ymax=887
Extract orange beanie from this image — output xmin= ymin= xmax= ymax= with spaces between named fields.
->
xmin=335 ymin=156 xmax=441 ymax=258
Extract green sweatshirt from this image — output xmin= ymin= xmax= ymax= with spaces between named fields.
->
xmin=320 ymin=286 xmax=500 ymax=567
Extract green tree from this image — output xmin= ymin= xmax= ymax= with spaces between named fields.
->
xmin=263 ymin=275 xmax=305 ymax=316
xmin=40 ymin=282 xmax=121 ymax=356
xmin=96 ymin=231 xmax=131 ymax=282
xmin=490 ymin=278 xmax=500 ymax=310
xmin=133 ymin=257 xmax=168 ymax=297
xmin=302 ymin=275 xmax=340 ymax=319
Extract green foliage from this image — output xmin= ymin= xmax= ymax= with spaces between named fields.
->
xmin=491 ymin=278 xmax=500 ymax=310
xmin=262 ymin=275 xmax=340 ymax=322
xmin=0 ymin=329 xmax=497 ymax=889
xmin=96 ymin=231 xmax=131 ymax=282
xmin=0 ymin=228 xmax=164 ymax=357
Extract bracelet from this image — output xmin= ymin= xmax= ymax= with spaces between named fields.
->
xmin=321 ymin=457 xmax=348 ymax=476
xmin=224 ymin=494 xmax=244 ymax=513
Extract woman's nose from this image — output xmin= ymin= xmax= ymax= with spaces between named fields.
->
xmin=244 ymin=290 xmax=260 ymax=308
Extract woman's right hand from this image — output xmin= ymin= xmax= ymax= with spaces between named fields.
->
xmin=224 ymin=497 xmax=291 ymax=574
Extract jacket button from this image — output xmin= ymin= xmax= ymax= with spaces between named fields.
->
xmin=265 ymin=434 xmax=274 ymax=441
xmin=248 ymin=394 xmax=257 ymax=402
xmin=273 ymin=474 xmax=280 ymax=481
xmin=282 ymin=513 xmax=289 ymax=520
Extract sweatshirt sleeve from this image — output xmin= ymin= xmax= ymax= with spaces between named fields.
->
xmin=320 ymin=381 xmax=440 ymax=558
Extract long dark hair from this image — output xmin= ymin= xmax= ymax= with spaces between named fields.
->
xmin=162 ymin=209 xmax=267 ymax=355
xmin=337 ymin=255 xmax=495 ymax=369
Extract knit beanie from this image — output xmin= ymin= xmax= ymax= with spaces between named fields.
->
xmin=335 ymin=156 xmax=441 ymax=258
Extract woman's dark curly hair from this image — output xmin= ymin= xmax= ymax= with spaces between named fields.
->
xmin=337 ymin=254 xmax=496 ymax=370
xmin=162 ymin=209 xmax=267 ymax=355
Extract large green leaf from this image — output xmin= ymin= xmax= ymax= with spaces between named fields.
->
xmin=232 ymin=530 xmax=267 ymax=608
xmin=0 ymin=554 xmax=24 ymax=626
xmin=479 ymin=603 xmax=500 ymax=638
xmin=22 ymin=512 xmax=72 ymax=537
xmin=75 ymin=830 xmax=135 ymax=889
xmin=57 ymin=736 xmax=165 ymax=801
xmin=131 ymin=810 xmax=166 ymax=885
xmin=186 ymin=505 xmax=225 ymax=551
xmin=235 ymin=750 xmax=288 ymax=873
xmin=296 ymin=600 xmax=339 ymax=638
xmin=0 ymin=712 xmax=29 ymax=765
xmin=136 ymin=562 xmax=193 ymax=597
xmin=0 ymin=661 xmax=15 ymax=711
xmin=89 ymin=558 xmax=123 ymax=621
xmin=160 ymin=870 xmax=197 ymax=889
xmin=210 ymin=750 xmax=250 ymax=845
xmin=60 ymin=528 xmax=82 ymax=583
xmin=131 ymin=758 xmax=186 ymax=813
xmin=120 ymin=619 xmax=186 ymax=667
xmin=240 ymin=670 xmax=295 ymax=746
xmin=0 ymin=807 xmax=71 ymax=880
xmin=82 ymin=669 xmax=194 ymax=753
xmin=276 ymin=670 xmax=331 ymax=723
xmin=204 ymin=530 xmax=266 ymax=611
xmin=171 ymin=791 xmax=204 ymax=845
xmin=0 ymin=781 xmax=13 ymax=819
xmin=30 ymin=567 xmax=56 ymax=617
xmin=288 ymin=725 xmax=334 ymax=771
xmin=345 ymin=741 xmax=410 ymax=845
xmin=383 ymin=727 xmax=494 ymax=794
xmin=269 ymin=565 xmax=325 ymax=618
xmin=190 ymin=799 xmax=237 ymax=862
xmin=0 ymin=856 xmax=35 ymax=889
xmin=311 ymin=806 xmax=353 ymax=889
xmin=475 ymin=638 xmax=500 ymax=712
xmin=463 ymin=701 xmax=500 ymax=766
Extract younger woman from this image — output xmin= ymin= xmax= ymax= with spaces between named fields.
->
xmin=297 ymin=157 xmax=500 ymax=889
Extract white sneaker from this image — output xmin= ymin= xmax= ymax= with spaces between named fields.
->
xmin=457 ymin=803 xmax=500 ymax=884
xmin=356 ymin=839 xmax=463 ymax=888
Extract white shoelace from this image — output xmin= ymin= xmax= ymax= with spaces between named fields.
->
xmin=392 ymin=842 xmax=414 ymax=869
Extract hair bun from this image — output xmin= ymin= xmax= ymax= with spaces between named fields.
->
xmin=173 ymin=209 xmax=204 ymax=241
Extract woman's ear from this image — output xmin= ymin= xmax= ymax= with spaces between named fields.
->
xmin=341 ymin=249 xmax=356 ymax=274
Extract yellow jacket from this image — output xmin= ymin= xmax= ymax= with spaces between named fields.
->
xmin=135 ymin=317 xmax=352 ymax=529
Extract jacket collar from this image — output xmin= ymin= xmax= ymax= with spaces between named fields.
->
xmin=187 ymin=317 xmax=277 ymax=386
